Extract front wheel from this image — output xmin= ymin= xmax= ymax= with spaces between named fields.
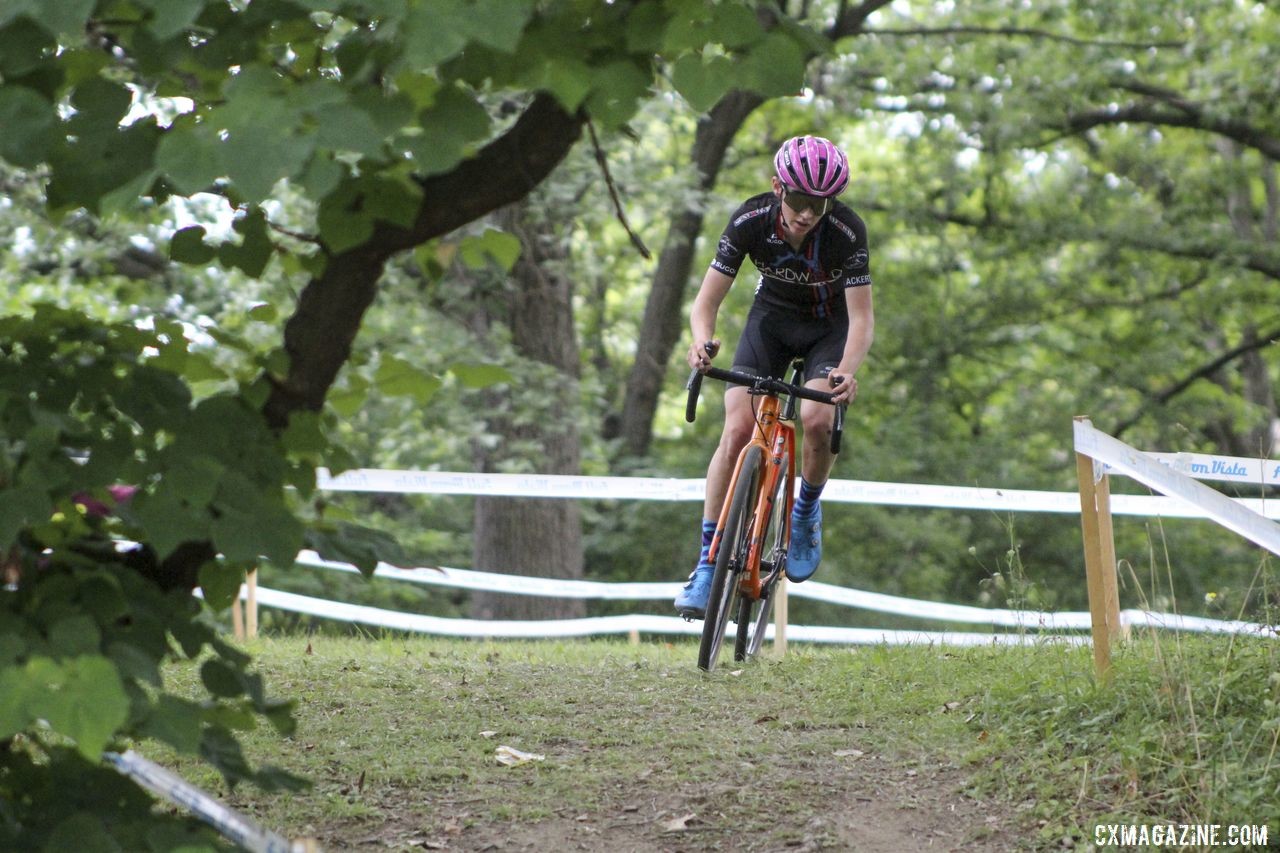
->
xmin=735 ymin=451 xmax=790 ymax=661
xmin=698 ymin=447 xmax=762 ymax=672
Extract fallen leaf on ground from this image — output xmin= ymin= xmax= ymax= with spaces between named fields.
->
xmin=495 ymin=745 xmax=545 ymax=766
xmin=662 ymin=813 xmax=697 ymax=832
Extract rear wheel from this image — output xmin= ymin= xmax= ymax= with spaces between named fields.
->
xmin=698 ymin=447 xmax=762 ymax=672
xmin=735 ymin=452 xmax=790 ymax=661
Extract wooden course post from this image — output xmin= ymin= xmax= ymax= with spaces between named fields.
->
xmin=1074 ymin=416 xmax=1122 ymax=680
xmin=773 ymin=578 xmax=788 ymax=656
xmin=246 ymin=568 xmax=259 ymax=639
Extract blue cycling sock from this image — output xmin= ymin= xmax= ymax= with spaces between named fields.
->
xmin=697 ymin=518 xmax=716 ymax=566
xmin=792 ymin=478 xmax=825 ymax=518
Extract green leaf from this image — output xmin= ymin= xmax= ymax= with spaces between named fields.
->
xmin=131 ymin=490 xmax=210 ymax=561
xmin=317 ymin=179 xmax=376 ymax=254
xmin=134 ymin=0 xmax=205 ymax=40
xmin=0 ymin=487 xmax=52 ymax=549
xmin=136 ymin=695 xmax=203 ymax=755
xmin=375 ymin=355 xmax=442 ymax=404
xmin=671 ymin=52 xmax=734 ymax=112
xmin=584 ymin=60 xmax=652 ymax=130
xmin=401 ymin=84 xmax=491 ymax=177
xmin=738 ymin=33 xmax=809 ymax=98
xmin=155 ymin=120 xmax=223 ymax=195
xmin=199 ymin=659 xmax=244 ymax=699
xmin=49 ymin=615 xmax=101 ymax=658
xmin=210 ymin=472 xmax=304 ymax=566
xmin=712 ymin=3 xmax=765 ymax=49
xmin=362 ymin=173 xmax=423 ymax=230
xmin=328 ymin=372 xmax=370 ymax=417
xmin=303 ymin=521 xmax=410 ymax=575
xmin=170 ymin=225 xmax=217 ymax=265
xmin=281 ymin=410 xmax=327 ymax=456
xmin=46 ymin=122 xmax=161 ymax=215
xmin=212 ymin=68 xmax=314 ymax=201
xmin=0 ymin=656 xmax=130 ymax=760
xmin=0 ymin=84 xmax=56 ymax=168
xmin=448 ymin=362 xmax=514 ymax=389
xmin=69 ymin=77 xmax=133 ymax=132
xmin=199 ymin=561 xmax=246 ymax=611
xmin=459 ymin=228 xmax=522 ymax=271
xmin=218 ymin=207 xmax=275 ymax=277
xmin=12 ymin=0 xmax=95 ymax=38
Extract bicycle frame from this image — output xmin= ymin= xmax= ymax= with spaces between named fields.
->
xmin=706 ymin=390 xmax=795 ymax=603
xmin=684 ymin=359 xmax=842 ymax=669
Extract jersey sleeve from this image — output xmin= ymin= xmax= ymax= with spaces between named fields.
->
xmin=709 ymin=207 xmax=749 ymax=278
xmin=833 ymin=209 xmax=872 ymax=289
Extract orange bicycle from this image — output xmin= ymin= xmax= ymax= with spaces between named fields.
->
xmin=684 ymin=358 xmax=844 ymax=671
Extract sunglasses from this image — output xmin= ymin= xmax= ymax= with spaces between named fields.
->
xmin=780 ymin=187 xmax=832 ymax=216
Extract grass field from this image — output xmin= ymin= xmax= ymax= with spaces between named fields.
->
xmin=148 ymin=631 xmax=1278 ymax=851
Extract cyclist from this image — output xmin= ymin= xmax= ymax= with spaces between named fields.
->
xmin=675 ymin=135 xmax=874 ymax=619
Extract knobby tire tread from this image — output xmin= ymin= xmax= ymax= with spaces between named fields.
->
xmin=698 ymin=447 xmax=762 ymax=672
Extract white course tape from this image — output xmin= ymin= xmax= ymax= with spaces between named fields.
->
xmin=104 ymin=750 xmax=304 ymax=853
xmin=316 ymin=468 xmax=1280 ymax=519
xmin=249 ymin=585 xmax=1089 ymax=646
xmin=293 ymin=550 xmax=677 ymax=600
xmin=285 ymin=553 xmax=1275 ymax=638
xmin=1075 ymin=421 xmax=1280 ymax=556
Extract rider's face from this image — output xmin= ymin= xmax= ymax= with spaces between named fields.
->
xmin=773 ymin=177 xmax=823 ymax=231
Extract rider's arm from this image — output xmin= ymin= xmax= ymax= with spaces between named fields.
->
xmin=829 ymin=285 xmax=874 ymax=403
xmin=688 ymin=268 xmax=736 ymax=368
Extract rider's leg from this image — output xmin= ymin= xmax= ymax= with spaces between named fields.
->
xmin=702 ymin=386 xmax=754 ymax=520
xmin=787 ymin=384 xmax=839 ymax=582
xmin=675 ymin=387 xmax=754 ymax=616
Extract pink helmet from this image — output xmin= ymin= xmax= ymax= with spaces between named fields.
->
xmin=774 ymin=135 xmax=849 ymax=197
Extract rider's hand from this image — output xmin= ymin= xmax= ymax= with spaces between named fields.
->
xmin=827 ymin=370 xmax=857 ymax=404
xmin=688 ymin=339 xmax=720 ymax=372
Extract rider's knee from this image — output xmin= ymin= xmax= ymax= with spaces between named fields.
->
xmin=801 ymin=405 xmax=833 ymax=437
xmin=720 ymin=414 xmax=754 ymax=452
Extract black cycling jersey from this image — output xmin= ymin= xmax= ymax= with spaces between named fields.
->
xmin=711 ymin=191 xmax=872 ymax=319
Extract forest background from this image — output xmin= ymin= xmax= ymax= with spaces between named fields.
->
xmin=2 ymin=1 xmax=1279 ymax=843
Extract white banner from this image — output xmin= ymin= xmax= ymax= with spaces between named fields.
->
xmin=1147 ymin=451 xmax=1280 ymax=487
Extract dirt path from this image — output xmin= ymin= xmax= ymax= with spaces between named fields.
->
xmin=338 ymin=750 xmax=1010 ymax=851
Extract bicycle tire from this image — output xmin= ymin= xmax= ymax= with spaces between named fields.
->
xmin=735 ymin=450 xmax=790 ymax=661
xmin=698 ymin=446 xmax=762 ymax=672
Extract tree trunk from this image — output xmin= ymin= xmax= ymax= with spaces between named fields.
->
xmin=614 ymin=91 xmax=763 ymax=460
xmin=470 ymin=204 xmax=586 ymax=620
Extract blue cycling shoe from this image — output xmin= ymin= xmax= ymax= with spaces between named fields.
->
xmin=674 ymin=564 xmax=714 ymax=619
xmin=785 ymin=505 xmax=822 ymax=582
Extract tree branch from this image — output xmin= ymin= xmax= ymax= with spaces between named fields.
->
xmin=1113 ymin=324 xmax=1280 ymax=437
xmin=864 ymin=25 xmax=1183 ymax=50
xmin=262 ymin=93 xmax=584 ymax=429
xmin=1060 ymin=99 xmax=1280 ymax=161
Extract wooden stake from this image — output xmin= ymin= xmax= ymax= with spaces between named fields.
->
xmin=246 ymin=569 xmax=258 ymax=639
xmin=774 ymin=578 xmax=789 ymax=657
xmin=1075 ymin=417 xmax=1122 ymax=680
xmin=231 ymin=586 xmax=245 ymax=641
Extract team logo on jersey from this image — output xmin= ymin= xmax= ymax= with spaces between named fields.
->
xmin=718 ymin=235 xmax=738 ymax=256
